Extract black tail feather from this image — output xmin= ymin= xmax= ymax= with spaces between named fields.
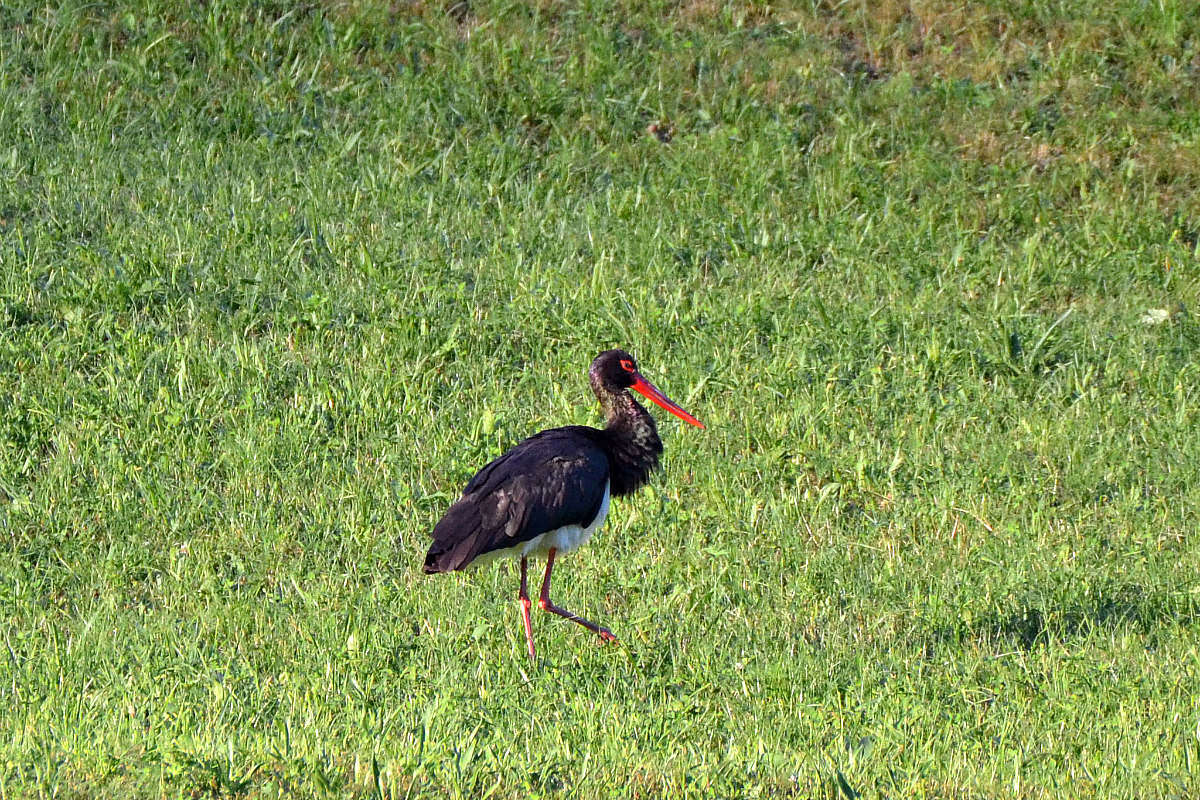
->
xmin=423 ymin=501 xmax=484 ymax=573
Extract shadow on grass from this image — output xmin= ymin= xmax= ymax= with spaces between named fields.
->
xmin=931 ymin=582 xmax=1198 ymax=652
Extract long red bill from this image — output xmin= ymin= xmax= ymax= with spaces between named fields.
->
xmin=629 ymin=375 xmax=705 ymax=429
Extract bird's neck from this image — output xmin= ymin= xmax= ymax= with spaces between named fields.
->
xmin=598 ymin=390 xmax=664 ymax=497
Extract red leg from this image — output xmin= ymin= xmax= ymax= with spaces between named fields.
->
xmin=538 ymin=548 xmax=618 ymax=644
xmin=519 ymin=557 xmax=536 ymax=662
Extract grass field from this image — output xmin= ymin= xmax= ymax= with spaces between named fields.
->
xmin=2 ymin=1 xmax=1200 ymax=797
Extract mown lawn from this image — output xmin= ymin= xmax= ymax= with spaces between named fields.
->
xmin=2 ymin=1 xmax=1199 ymax=797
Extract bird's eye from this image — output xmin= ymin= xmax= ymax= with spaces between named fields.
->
xmin=619 ymin=359 xmax=635 ymax=372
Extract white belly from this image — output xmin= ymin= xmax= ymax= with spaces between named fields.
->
xmin=479 ymin=480 xmax=611 ymax=564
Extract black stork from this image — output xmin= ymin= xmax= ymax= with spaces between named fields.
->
xmin=423 ymin=349 xmax=704 ymax=661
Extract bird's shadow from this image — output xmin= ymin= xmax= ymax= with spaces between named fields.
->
xmin=925 ymin=580 xmax=1194 ymax=653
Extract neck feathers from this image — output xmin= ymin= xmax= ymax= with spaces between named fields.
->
xmin=593 ymin=382 xmax=664 ymax=497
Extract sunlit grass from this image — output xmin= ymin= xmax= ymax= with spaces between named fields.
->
xmin=2 ymin=1 xmax=1198 ymax=797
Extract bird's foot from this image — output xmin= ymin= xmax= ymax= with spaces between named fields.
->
xmin=540 ymin=598 xmax=619 ymax=645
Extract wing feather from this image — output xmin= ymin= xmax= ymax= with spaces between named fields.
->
xmin=423 ymin=428 xmax=609 ymax=572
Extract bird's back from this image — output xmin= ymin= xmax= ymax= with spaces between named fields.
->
xmin=423 ymin=427 xmax=610 ymax=573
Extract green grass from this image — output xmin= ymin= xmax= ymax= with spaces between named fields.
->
xmin=2 ymin=0 xmax=1199 ymax=797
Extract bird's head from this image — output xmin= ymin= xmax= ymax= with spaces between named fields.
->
xmin=590 ymin=349 xmax=704 ymax=428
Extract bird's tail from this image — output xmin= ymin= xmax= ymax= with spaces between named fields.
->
xmin=423 ymin=502 xmax=484 ymax=573
xmin=423 ymin=547 xmax=449 ymax=573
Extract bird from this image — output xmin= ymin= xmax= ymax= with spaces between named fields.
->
xmin=423 ymin=348 xmax=704 ymax=661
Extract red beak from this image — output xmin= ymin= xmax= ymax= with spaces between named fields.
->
xmin=629 ymin=374 xmax=705 ymax=429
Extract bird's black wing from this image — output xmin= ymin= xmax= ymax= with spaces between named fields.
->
xmin=423 ymin=427 xmax=610 ymax=573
